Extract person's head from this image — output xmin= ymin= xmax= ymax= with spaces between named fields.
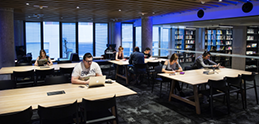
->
xmin=83 ymin=53 xmax=93 ymax=67
xmin=118 ymin=46 xmax=124 ymax=52
xmin=144 ymin=47 xmax=151 ymax=54
xmin=202 ymin=51 xmax=211 ymax=60
xmin=39 ymin=49 xmax=47 ymax=58
xmin=134 ymin=47 xmax=140 ymax=52
xmin=169 ymin=53 xmax=178 ymax=64
xmin=109 ymin=46 xmax=112 ymax=49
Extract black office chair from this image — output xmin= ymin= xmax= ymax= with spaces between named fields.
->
xmin=153 ymin=65 xmax=171 ymax=96
xmin=57 ymin=60 xmax=72 ymax=64
xmin=15 ymin=63 xmax=32 ymax=66
xmin=44 ymin=75 xmax=70 ymax=85
xmin=59 ymin=67 xmax=74 ymax=78
xmin=146 ymin=61 xmax=160 ymax=86
xmin=225 ymin=75 xmax=245 ymax=109
xmin=81 ymin=96 xmax=118 ymax=124
xmin=0 ymin=80 xmax=16 ymax=90
xmin=133 ymin=63 xmax=147 ymax=84
xmin=241 ymin=72 xmax=258 ymax=108
xmin=35 ymin=68 xmax=55 ymax=85
xmin=13 ymin=69 xmax=35 ymax=88
xmin=38 ymin=101 xmax=79 ymax=124
xmin=0 ymin=106 xmax=32 ymax=124
xmin=200 ymin=78 xmax=230 ymax=118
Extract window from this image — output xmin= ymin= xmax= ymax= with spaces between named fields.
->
xmin=160 ymin=28 xmax=169 ymax=56
xmin=122 ymin=23 xmax=133 ymax=57
xmin=95 ymin=23 xmax=108 ymax=57
xmin=25 ymin=22 xmax=41 ymax=60
xmin=79 ymin=22 xmax=93 ymax=58
xmin=62 ymin=23 xmax=76 ymax=58
xmin=43 ymin=22 xmax=60 ymax=60
xmin=153 ymin=27 xmax=159 ymax=56
xmin=135 ymin=27 xmax=141 ymax=52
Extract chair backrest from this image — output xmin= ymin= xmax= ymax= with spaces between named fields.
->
xmin=38 ymin=101 xmax=78 ymax=124
xmin=0 ymin=80 xmax=16 ymax=90
xmin=0 ymin=106 xmax=32 ymax=124
xmin=13 ymin=70 xmax=35 ymax=83
xmin=57 ymin=60 xmax=72 ymax=64
xmin=70 ymin=53 xmax=80 ymax=62
xmin=184 ymin=66 xmax=193 ymax=71
xmin=134 ymin=63 xmax=147 ymax=69
xmin=82 ymin=96 xmax=118 ymax=123
xmin=35 ymin=68 xmax=55 ymax=77
xmin=59 ymin=67 xmax=74 ymax=76
xmin=44 ymin=75 xmax=70 ymax=85
xmin=208 ymin=78 xmax=227 ymax=90
xmin=225 ymin=75 xmax=242 ymax=86
xmin=242 ymin=72 xmax=256 ymax=81
xmin=15 ymin=63 xmax=32 ymax=66
xmin=154 ymin=65 xmax=163 ymax=73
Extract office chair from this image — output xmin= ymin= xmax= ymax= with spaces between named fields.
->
xmin=0 ymin=106 xmax=32 ymax=124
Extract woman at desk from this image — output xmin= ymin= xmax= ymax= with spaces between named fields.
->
xmin=115 ymin=46 xmax=124 ymax=60
xmin=162 ymin=53 xmax=185 ymax=97
xmin=34 ymin=49 xmax=53 ymax=66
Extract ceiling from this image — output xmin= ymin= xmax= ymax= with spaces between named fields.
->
xmin=0 ymin=0 xmax=255 ymax=23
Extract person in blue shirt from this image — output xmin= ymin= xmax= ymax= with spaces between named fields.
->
xmin=129 ymin=47 xmax=145 ymax=84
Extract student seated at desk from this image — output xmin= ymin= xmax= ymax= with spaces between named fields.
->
xmin=162 ymin=53 xmax=185 ymax=97
xmin=192 ymin=51 xmax=223 ymax=69
xmin=143 ymin=47 xmax=152 ymax=58
xmin=104 ymin=45 xmax=116 ymax=59
xmin=129 ymin=46 xmax=145 ymax=84
xmin=34 ymin=49 xmax=53 ymax=66
xmin=71 ymin=53 xmax=102 ymax=85
xmin=115 ymin=46 xmax=124 ymax=60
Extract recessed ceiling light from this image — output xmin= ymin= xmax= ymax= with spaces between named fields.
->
xmin=118 ymin=9 xmax=121 ymax=11
xmin=28 ymin=16 xmax=30 ymax=18
xmin=201 ymin=1 xmax=205 ymax=4
xmin=219 ymin=0 xmax=222 ymax=2
xmin=76 ymin=6 xmax=79 ymax=9
xmin=26 ymin=3 xmax=29 ymax=5
xmin=152 ymin=12 xmax=155 ymax=14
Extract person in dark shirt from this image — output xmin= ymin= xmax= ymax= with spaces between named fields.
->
xmin=104 ymin=45 xmax=116 ymax=59
xmin=34 ymin=49 xmax=53 ymax=66
xmin=129 ymin=47 xmax=145 ymax=84
xmin=17 ymin=46 xmax=26 ymax=63
xmin=115 ymin=46 xmax=124 ymax=60
xmin=143 ymin=47 xmax=152 ymax=58
xmin=192 ymin=51 xmax=220 ymax=69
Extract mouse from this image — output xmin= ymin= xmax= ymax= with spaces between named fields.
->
xmin=79 ymin=86 xmax=85 ymax=88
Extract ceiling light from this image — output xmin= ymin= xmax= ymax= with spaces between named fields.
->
xmin=76 ymin=6 xmax=79 ymax=9
xmin=201 ymin=1 xmax=205 ymax=4
xmin=28 ymin=16 xmax=30 ymax=18
xmin=219 ymin=0 xmax=222 ymax=2
xmin=152 ymin=12 xmax=155 ymax=14
xmin=60 ymin=17 xmax=63 ymax=20
xmin=118 ymin=9 xmax=121 ymax=11
xmin=26 ymin=3 xmax=29 ymax=5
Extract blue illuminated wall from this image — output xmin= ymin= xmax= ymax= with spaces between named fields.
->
xmin=134 ymin=1 xmax=259 ymax=26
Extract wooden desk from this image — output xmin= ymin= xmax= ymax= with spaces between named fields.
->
xmin=0 ymin=63 xmax=78 ymax=75
xmin=109 ymin=58 xmax=166 ymax=84
xmin=0 ymin=82 xmax=137 ymax=115
xmin=158 ymin=68 xmax=252 ymax=114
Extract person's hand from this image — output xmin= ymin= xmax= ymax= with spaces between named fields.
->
xmin=171 ymin=71 xmax=176 ymax=74
xmin=85 ymin=80 xmax=90 ymax=85
xmin=219 ymin=66 xmax=225 ymax=68
xmin=212 ymin=65 xmax=217 ymax=67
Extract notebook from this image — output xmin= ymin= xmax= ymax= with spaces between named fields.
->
xmin=88 ymin=76 xmax=106 ymax=88
xmin=38 ymin=59 xmax=48 ymax=66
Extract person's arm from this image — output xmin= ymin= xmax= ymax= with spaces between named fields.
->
xmin=122 ymin=52 xmax=124 ymax=59
xmin=71 ymin=76 xmax=89 ymax=85
xmin=34 ymin=57 xmax=39 ymax=66
xmin=208 ymin=59 xmax=217 ymax=65
xmin=47 ymin=57 xmax=53 ymax=65
xmin=175 ymin=61 xmax=183 ymax=72
xmin=198 ymin=57 xmax=217 ymax=68
xmin=162 ymin=60 xmax=176 ymax=74
xmin=115 ymin=52 xmax=119 ymax=61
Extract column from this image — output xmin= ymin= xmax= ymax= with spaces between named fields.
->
xmin=141 ymin=16 xmax=152 ymax=52
xmin=109 ymin=22 xmax=121 ymax=51
xmin=0 ymin=8 xmax=15 ymax=68
xmin=195 ymin=28 xmax=205 ymax=58
xmin=232 ymin=26 xmax=247 ymax=70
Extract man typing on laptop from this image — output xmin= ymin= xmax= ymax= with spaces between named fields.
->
xmin=71 ymin=53 xmax=102 ymax=85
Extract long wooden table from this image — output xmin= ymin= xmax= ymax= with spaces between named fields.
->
xmin=0 ymin=63 xmax=78 ymax=75
xmin=158 ymin=68 xmax=253 ymax=114
xmin=0 ymin=82 xmax=137 ymax=115
xmin=109 ymin=58 xmax=167 ymax=84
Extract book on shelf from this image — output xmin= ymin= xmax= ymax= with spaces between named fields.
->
xmin=226 ymin=41 xmax=232 ymax=45
xmin=247 ymin=36 xmax=254 ymax=41
xmin=247 ymin=29 xmax=255 ymax=34
xmin=246 ymin=51 xmax=256 ymax=55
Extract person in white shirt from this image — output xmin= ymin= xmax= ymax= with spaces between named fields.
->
xmin=71 ymin=53 xmax=102 ymax=84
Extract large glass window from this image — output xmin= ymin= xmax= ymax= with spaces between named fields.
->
xmin=79 ymin=22 xmax=93 ymax=58
xmin=62 ymin=23 xmax=76 ymax=58
xmin=135 ymin=27 xmax=141 ymax=52
xmin=122 ymin=23 xmax=133 ymax=57
xmin=25 ymin=22 xmax=41 ymax=60
xmin=160 ymin=28 xmax=169 ymax=56
xmin=95 ymin=23 xmax=108 ymax=57
xmin=43 ymin=22 xmax=60 ymax=60
xmin=153 ymin=27 xmax=159 ymax=56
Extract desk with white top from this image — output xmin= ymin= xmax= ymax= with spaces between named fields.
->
xmin=0 ymin=82 xmax=137 ymax=115
xmin=158 ymin=68 xmax=252 ymax=114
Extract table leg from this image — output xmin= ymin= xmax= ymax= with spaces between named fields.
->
xmin=115 ymin=64 xmax=118 ymax=80
xmin=168 ymin=80 xmax=176 ymax=102
xmin=124 ymin=66 xmax=128 ymax=85
xmin=193 ymin=85 xmax=201 ymax=114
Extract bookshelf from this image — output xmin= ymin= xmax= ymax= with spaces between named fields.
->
xmin=245 ymin=26 xmax=259 ymax=72
xmin=205 ymin=28 xmax=233 ymax=67
xmin=174 ymin=28 xmax=185 ymax=63
xmin=184 ymin=29 xmax=196 ymax=63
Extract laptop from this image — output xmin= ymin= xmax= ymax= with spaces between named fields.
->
xmin=88 ymin=76 xmax=106 ymax=88
xmin=38 ymin=59 xmax=48 ymax=66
